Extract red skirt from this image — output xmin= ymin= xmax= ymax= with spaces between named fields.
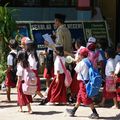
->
xmin=5 ymin=72 xmax=16 ymax=88
xmin=43 ymin=67 xmax=54 ymax=80
xmin=102 ymin=83 xmax=116 ymax=99
xmin=70 ymin=73 xmax=79 ymax=96
xmin=32 ymin=69 xmax=41 ymax=91
xmin=17 ymin=80 xmax=32 ymax=106
xmin=47 ymin=74 xmax=67 ymax=103
xmin=116 ymin=77 xmax=120 ymax=101
xmin=77 ymin=80 xmax=93 ymax=105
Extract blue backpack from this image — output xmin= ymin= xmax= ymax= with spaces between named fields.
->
xmin=83 ymin=58 xmax=102 ymax=97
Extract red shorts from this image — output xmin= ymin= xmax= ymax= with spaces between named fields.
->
xmin=77 ymin=80 xmax=93 ymax=105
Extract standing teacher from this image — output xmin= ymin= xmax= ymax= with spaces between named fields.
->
xmin=44 ymin=13 xmax=72 ymax=55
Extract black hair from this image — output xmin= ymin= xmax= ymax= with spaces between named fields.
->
xmin=55 ymin=45 xmax=64 ymax=56
xmin=17 ymin=51 xmax=29 ymax=68
xmin=105 ymin=47 xmax=115 ymax=59
xmin=55 ymin=13 xmax=66 ymax=24
xmin=9 ymin=39 xmax=18 ymax=49
xmin=27 ymin=43 xmax=40 ymax=70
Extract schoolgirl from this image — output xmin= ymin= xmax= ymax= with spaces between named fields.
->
xmin=5 ymin=39 xmax=18 ymax=102
xmin=99 ymin=47 xmax=118 ymax=109
xmin=66 ymin=47 xmax=99 ymax=119
xmin=16 ymin=51 xmax=33 ymax=113
xmin=47 ymin=45 xmax=67 ymax=105
xmin=27 ymin=42 xmax=45 ymax=99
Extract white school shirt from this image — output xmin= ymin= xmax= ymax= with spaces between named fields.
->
xmin=115 ymin=62 xmax=120 ymax=74
xmin=105 ymin=58 xmax=115 ymax=76
xmin=16 ymin=63 xmax=24 ymax=80
xmin=28 ymin=54 xmax=38 ymax=70
xmin=114 ymin=53 xmax=120 ymax=66
xmin=54 ymin=56 xmax=65 ymax=75
xmin=74 ymin=59 xmax=89 ymax=81
xmin=7 ymin=50 xmax=17 ymax=66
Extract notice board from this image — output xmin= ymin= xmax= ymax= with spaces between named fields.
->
xmin=83 ymin=21 xmax=109 ymax=45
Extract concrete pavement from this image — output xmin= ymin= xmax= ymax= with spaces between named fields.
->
xmin=0 ymin=88 xmax=120 ymax=120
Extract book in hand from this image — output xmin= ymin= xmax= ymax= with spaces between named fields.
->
xmin=42 ymin=33 xmax=55 ymax=45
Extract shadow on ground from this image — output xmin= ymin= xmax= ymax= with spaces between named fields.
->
xmin=32 ymin=111 xmax=63 ymax=115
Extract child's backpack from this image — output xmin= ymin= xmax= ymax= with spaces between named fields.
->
xmin=9 ymin=52 xmax=17 ymax=84
xmin=83 ymin=58 xmax=102 ymax=97
xmin=22 ymin=68 xmax=37 ymax=95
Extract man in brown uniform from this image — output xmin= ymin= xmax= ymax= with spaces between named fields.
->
xmin=44 ymin=13 xmax=72 ymax=55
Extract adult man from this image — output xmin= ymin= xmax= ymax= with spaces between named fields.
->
xmin=44 ymin=13 xmax=72 ymax=55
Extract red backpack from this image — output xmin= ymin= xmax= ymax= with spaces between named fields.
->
xmin=88 ymin=51 xmax=99 ymax=69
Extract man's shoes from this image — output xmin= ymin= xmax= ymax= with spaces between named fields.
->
xmin=66 ymin=108 xmax=75 ymax=117
xmin=88 ymin=113 xmax=99 ymax=119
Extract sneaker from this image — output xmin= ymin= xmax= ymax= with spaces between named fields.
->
xmin=66 ymin=108 xmax=75 ymax=117
xmin=89 ymin=113 xmax=99 ymax=119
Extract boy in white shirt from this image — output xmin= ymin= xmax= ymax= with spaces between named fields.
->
xmin=66 ymin=47 xmax=99 ymax=119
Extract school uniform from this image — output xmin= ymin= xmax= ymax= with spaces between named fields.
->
xmin=28 ymin=54 xmax=41 ymax=91
xmin=102 ymin=58 xmax=116 ymax=99
xmin=74 ymin=58 xmax=93 ymax=105
xmin=47 ymin=56 xmax=67 ymax=103
xmin=5 ymin=50 xmax=17 ymax=88
xmin=55 ymin=25 xmax=72 ymax=53
xmin=16 ymin=63 xmax=32 ymax=106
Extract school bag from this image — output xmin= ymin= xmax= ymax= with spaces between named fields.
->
xmin=59 ymin=58 xmax=72 ymax=87
xmin=22 ymin=68 xmax=37 ymax=95
xmin=88 ymin=50 xmax=99 ymax=69
xmin=83 ymin=58 xmax=102 ymax=97
xmin=9 ymin=52 xmax=17 ymax=84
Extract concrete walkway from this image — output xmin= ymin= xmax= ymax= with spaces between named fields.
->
xmin=0 ymin=88 xmax=120 ymax=120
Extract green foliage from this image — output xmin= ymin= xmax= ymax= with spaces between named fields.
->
xmin=0 ymin=4 xmax=17 ymax=69
xmin=0 ymin=64 xmax=6 ymax=84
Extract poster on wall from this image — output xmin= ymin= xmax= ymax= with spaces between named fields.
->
xmin=83 ymin=21 xmax=109 ymax=46
xmin=66 ymin=22 xmax=85 ymax=45
xmin=17 ymin=23 xmax=30 ymax=37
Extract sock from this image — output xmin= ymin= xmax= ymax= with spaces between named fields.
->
xmin=72 ymin=107 xmax=78 ymax=113
xmin=92 ymin=108 xmax=98 ymax=114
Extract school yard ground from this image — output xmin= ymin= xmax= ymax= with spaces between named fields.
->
xmin=0 ymin=87 xmax=120 ymax=120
